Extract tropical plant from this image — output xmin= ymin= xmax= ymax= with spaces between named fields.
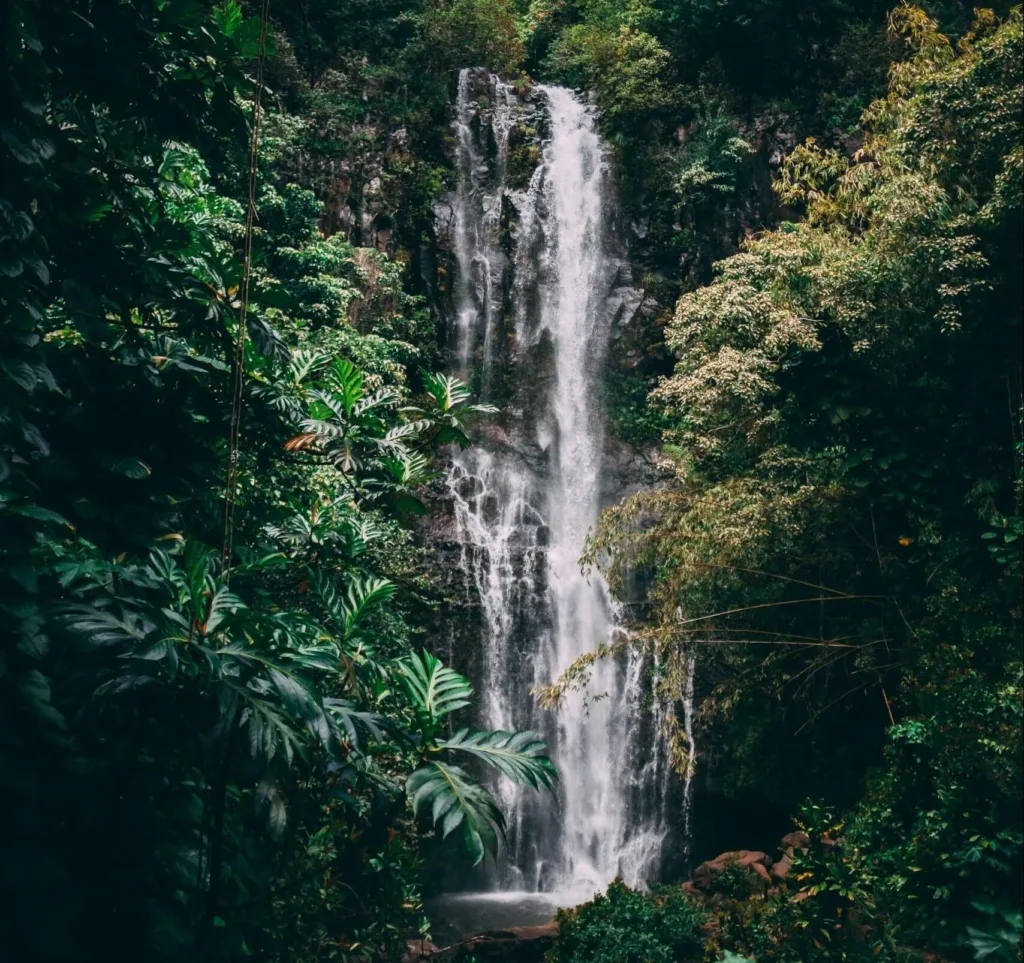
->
xmin=400 ymin=649 xmax=557 ymax=863
xmin=964 ymin=900 xmax=1024 ymax=962
xmin=589 ymin=4 xmax=1022 ymax=958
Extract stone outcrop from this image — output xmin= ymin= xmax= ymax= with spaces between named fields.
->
xmin=692 ymin=849 xmax=772 ymax=893
xmin=691 ymin=830 xmax=816 ymax=895
xmin=771 ymin=829 xmax=810 ymax=880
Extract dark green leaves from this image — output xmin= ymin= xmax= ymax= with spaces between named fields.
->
xmin=964 ymin=900 xmax=1024 ymax=962
xmin=407 ymin=761 xmax=505 ymax=866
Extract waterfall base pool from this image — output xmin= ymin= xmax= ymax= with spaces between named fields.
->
xmin=427 ymin=888 xmax=599 ymax=939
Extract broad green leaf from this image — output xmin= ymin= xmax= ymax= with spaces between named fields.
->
xmin=398 ymin=650 xmax=472 ymax=735
xmin=436 ymin=729 xmax=557 ymax=790
xmin=202 ymin=585 xmax=246 ymax=635
xmin=407 ymin=761 xmax=504 ymax=865
xmin=212 ymin=0 xmax=243 ymax=38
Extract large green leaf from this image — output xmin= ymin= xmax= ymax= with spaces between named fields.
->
xmin=202 ymin=585 xmax=246 ymax=635
xmin=407 ymin=761 xmax=505 ymax=866
xmin=60 ymin=604 xmax=149 ymax=648
xmin=324 ymin=697 xmax=386 ymax=747
xmin=311 ymin=571 xmax=395 ymax=640
xmin=422 ymin=372 xmax=470 ymax=414
xmin=436 ymin=728 xmax=557 ymax=790
xmin=397 ymin=650 xmax=472 ymax=736
xmin=324 ymin=358 xmax=365 ymax=415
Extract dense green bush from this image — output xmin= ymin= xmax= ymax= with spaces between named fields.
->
xmin=547 ymin=880 xmax=706 ymax=963
xmin=0 ymin=2 xmax=554 ymax=960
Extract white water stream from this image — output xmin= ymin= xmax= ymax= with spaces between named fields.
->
xmin=443 ymin=70 xmax=681 ymax=901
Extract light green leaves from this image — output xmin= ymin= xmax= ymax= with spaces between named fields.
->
xmin=399 ymin=652 xmax=556 ymax=864
xmin=398 ymin=649 xmax=472 ymax=739
xmin=405 ymin=372 xmax=498 ymax=450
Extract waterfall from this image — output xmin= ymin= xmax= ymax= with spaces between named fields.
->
xmin=442 ymin=69 xmax=671 ymax=900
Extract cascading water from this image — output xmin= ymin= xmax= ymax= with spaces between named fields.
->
xmin=440 ymin=69 xmax=675 ymax=904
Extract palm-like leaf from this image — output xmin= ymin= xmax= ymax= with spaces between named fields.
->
xmin=290 ymin=348 xmax=332 ymax=386
xmin=202 ymin=585 xmax=245 ymax=635
xmin=398 ymin=650 xmax=472 ymax=737
xmin=60 ymin=604 xmax=150 ymax=648
xmin=407 ymin=761 xmax=505 ymax=865
xmin=380 ymin=451 xmax=435 ymax=487
xmin=423 ymin=372 xmax=470 ymax=413
xmin=324 ymin=358 xmax=365 ymax=415
xmin=339 ymin=516 xmax=383 ymax=559
xmin=404 ymin=372 xmax=498 ymax=451
xmin=436 ymin=728 xmax=557 ymax=790
xmin=311 ymin=570 xmax=395 ymax=642
xmin=342 ymin=576 xmax=396 ymax=633
xmin=324 ymin=697 xmax=387 ymax=747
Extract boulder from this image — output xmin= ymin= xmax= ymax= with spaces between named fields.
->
xmin=692 ymin=850 xmax=772 ymax=892
xmin=403 ymin=938 xmax=440 ymax=962
xmin=770 ymin=853 xmax=793 ymax=880
xmin=452 ymin=921 xmax=559 ymax=962
xmin=404 ymin=922 xmax=559 ymax=962
xmin=780 ymin=831 xmax=810 ymax=852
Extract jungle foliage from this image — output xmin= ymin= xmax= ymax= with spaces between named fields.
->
xmin=1 ymin=1 xmax=554 ymax=960
xmin=2 ymin=0 xmax=1021 ymax=961
xmin=585 ymin=6 xmax=1023 ymax=961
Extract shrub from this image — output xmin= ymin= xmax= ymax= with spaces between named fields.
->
xmin=546 ymin=879 xmax=705 ymax=963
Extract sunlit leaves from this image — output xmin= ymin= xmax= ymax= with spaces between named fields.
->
xmin=400 ymin=656 xmax=557 ymax=863
xmin=404 ymin=371 xmax=498 ymax=450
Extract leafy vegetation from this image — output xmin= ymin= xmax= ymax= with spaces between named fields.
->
xmin=0 ymin=1 xmax=553 ymax=959
xmin=588 ymin=6 xmax=1023 ymax=960
xmin=547 ymin=879 xmax=706 ymax=963
xmin=2 ymin=0 xmax=1020 ymax=961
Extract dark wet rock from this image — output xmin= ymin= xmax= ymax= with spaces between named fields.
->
xmin=453 ymin=921 xmax=559 ymax=961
